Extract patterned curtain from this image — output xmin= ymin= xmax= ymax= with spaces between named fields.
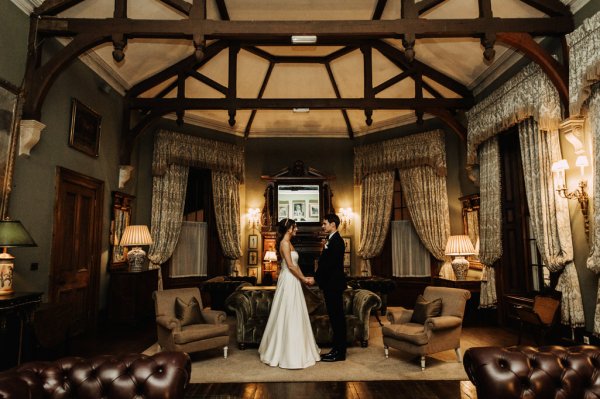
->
xmin=398 ymin=165 xmax=452 ymax=275
xmin=147 ymin=163 xmax=189 ymax=290
xmin=357 ymin=171 xmax=394 ymax=275
xmin=478 ymin=137 xmax=502 ymax=308
xmin=518 ymin=118 xmax=585 ymax=328
xmin=212 ymin=171 xmax=243 ymax=274
xmin=587 ymin=89 xmax=600 ymax=334
xmin=568 ymin=10 xmax=600 ymax=335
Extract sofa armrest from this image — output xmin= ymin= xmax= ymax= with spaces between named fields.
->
xmin=201 ymin=309 xmax=227 ymax=324
xmin=225 ymin=291 xmax=252 ymax=343
xmin=352 ymin=289 xmax=382 ymax=341
xmin=156 ymin=315 xmax=181 ymax=331
xmin=387 ymin=307 xmax=413 ymax=324
xmin=425 ymin=315 xmax=462 ymax=331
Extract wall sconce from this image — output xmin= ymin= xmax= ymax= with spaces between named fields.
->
xmin=247 ymin=208 xmax=261 ymax=231
xmin=551 ymin=157 xmax=589 ymax=235
xmin=339 ymin=208 xmax=353 ymax=231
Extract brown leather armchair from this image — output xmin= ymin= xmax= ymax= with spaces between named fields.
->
xmin=153 ymin=287 xmax=229 ymax=358
xmin=382 ymin=286 xmax=471 ymax=370
xmin=0 ymin=351 xmax=191 ymax=399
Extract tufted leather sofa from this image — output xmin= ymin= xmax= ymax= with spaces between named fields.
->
xmin=225 ymin=287 xmax=381 ymax=349
xmin=0 ymin=351 xmax=191 ymax=399
xmin=200 ymin=276 xmax=256 ymax=312
xmin=463 ymin=345 xmax=600 ymax=399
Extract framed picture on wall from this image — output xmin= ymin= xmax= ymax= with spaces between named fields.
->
xmin=69 ymin=98 xmax=102 ymax=157
xmin=247 ymin=266 xmax=258 ymax=278
xmin=248 ymin=250 xmax=258 ymax=265
xmin=344 ymin=253 xmax=351 ymax=266
xmin=292 ymin=200 xmax=306 ymax=221
xmin=248 ymin=234 xmax=258 ymax=249
xmin=343 ymin=237 xmax=351 ymax=253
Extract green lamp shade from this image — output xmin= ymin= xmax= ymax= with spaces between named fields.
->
xmin=0 ymin=220 xmax=37 ymax=247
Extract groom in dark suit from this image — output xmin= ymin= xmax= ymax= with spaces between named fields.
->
xmin=314 ymin=213 xmax=347 ymax=362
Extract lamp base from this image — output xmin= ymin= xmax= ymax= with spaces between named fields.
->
xmin=0 ymin=252 xmax=15 ymax=295
xmin=127 ymin=246 xmax=146 ymax=272
xmin=451 ymin=256 xmax=470 ymax=280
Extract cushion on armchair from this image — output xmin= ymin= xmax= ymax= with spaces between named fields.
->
xmin=175 ymin=296 xmax=205 ymax=326
xmin=410 ymin=294 xmax=442 ymax=324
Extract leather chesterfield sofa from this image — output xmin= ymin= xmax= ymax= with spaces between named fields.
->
xmin=463 ymin=345 xmax=600 ymax=399
xmin=225 ymin=287 xmax=381 ymax=349
xmin=0 ymin=351 xmax=191 ymax=399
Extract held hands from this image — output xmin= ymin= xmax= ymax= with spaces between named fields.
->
xmin=304 ymin=277 xmax=315 ymax=286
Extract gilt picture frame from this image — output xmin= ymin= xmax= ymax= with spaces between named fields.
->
xmin=248 ymin=234 xmax=258 ymax=249
xmin=69 ymin=98 xmax=102 ymax=157
xmin=0 ymin=80 xmax=19 ymax=219
xmin=248 ymin=250 xmax=258 ymax=265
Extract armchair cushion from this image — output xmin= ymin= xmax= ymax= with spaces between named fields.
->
xmin=382 ymin=323 xmax=428 ymax=346
xmin=173 ymin=324 xmax=229 ymax=345
xmin=425 ymin=315 xmax=462 ymax=331
xmin=411 ymin=294 xmax=442 ymax=324
xmin=175 ymin=296 xmax=205 ymax=326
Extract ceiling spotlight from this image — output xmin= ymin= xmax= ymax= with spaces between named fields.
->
xmin=291 ymin=35 xmax=317 ymax=44
xmin=292 ymin=108 xmax=310 ymax=113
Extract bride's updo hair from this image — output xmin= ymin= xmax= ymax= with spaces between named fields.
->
xmin=276 ymin=218 xmax=296 ymax=253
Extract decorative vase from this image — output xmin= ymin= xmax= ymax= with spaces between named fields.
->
xmin=451 ymin=256 xmax=469 ymax=280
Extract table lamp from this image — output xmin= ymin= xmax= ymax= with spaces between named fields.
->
xmin=263 ymin=250 xmax=278 ymax=285
xmin=0 ymin=219 xmax=37 ymax=295
xmin=120 ymin=225 xmax=153 ymax=272
xmin=444 ymin=235 xmax=475 ymax=280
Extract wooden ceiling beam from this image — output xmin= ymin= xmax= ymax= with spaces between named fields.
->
xmin=426 ymin=108 xmax=466 ymax=141
xmin=372 ymin=0 xmax=388 ymax=20
xmin=35 ymin=16 xmax=574 ymax=39
xmin=373 ymin=71 xmax=412 ymax=95
xmin=215 ymin=0 xmax=230 ymax=21
xmin=325 ymin=46 xmax=358 ymax=62
xmin=128 ymin=97 xmax=472 ymax=110
xmin=326 ymin=63 xmax=354 ymax=139
xmin=242 ymin=46 xmax=276 ymax=63
xmin=158 ymin=0 xmax=192 ymax=16
xmin=416 ymin=0 xmax=448 ymax=15
xmin=187 ymin=70 xmax=228 ymax=95
xmin=245 ymin=62 xmax=275 ymax=138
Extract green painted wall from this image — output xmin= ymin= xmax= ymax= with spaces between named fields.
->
xmin=0 ymin=2 xmax=28 ymax=87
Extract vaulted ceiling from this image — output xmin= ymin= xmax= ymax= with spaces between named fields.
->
xmin=19 ymin=0 xmax=585 ymax=153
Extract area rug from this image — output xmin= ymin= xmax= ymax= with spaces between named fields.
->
xmin=144 ymin=317 xmax=469 ymax=383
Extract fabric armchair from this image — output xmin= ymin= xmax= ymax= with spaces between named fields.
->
xmin=153 ymin=287 xmax=229 ymax=358
xmin=382 ymin=286 xmax=471 ymax=370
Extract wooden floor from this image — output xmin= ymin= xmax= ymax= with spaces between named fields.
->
xmin=61 ymin=321 xmax=535 ymax=399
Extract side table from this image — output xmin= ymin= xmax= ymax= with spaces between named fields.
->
xmin=108 ymin=269 xmax=158 ymax=325
xmin=0 ymin=291 xmax=42 ymax=370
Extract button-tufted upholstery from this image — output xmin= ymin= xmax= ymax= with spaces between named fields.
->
xmin=225 ymin=287 xmax=381 ymax=349
xmin=0 ymin=351 xmax=191 ymax=399
xmin=463 ymin=345 xmax=600 ymax=399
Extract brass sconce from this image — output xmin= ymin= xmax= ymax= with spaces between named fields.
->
xmin=551 ymin=157 xmax=589 ymax=236
xmin=247 ymin=208 xmax=261 ymax=231
xmin=339 ymin=207 xmax=353 ymax=232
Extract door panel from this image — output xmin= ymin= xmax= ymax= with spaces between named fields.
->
xmin=50 ymin=167 xmax=103 ymax=334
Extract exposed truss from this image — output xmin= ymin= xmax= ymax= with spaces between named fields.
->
xmin=23 ymin=0 xmax=574 ymax=164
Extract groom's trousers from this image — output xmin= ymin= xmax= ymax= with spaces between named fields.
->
xmin=323 ymin=289 xmax=347 ymax=353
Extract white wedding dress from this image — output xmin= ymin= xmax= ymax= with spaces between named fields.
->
xmin=258 ymin=250 xmax=320 ymax=369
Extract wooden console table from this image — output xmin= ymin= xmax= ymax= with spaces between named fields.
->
xmin=0 ymin=291 xmax=42 ymax=370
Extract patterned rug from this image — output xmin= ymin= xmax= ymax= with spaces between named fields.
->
xmin=144 ymin=316 xmax=470 ymax=383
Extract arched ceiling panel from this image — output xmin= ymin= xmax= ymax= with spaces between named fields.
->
xmin=237 ymin=49 xmax=271 ymax=98
xmin=248 ymin=110 xmax=349 ymax=137
xmin=262 ymin=64 xmax=336 ymax=99
xmin=329 ymin=50 xmax=364 ymax=99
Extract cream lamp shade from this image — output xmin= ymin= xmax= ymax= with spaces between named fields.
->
xmin=445 ymin=235 xmax=475 ymax=281
xmin=0 ymin=219 xmax=37 ymax=295
xmin=119 ymin=225 xmax=153 ymax=272
xmin=264 ymin=250 xmax=278 ymax=262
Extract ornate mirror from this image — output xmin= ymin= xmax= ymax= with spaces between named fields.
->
xmin=109 ymin=191 xmax=134 ymax=271
xmin=460 ymin=194 xmax=482 ymax=270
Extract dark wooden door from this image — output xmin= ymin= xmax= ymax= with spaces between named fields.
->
xmin=50 ymin=167 xmax=103 ymax=334
xmin=497 ymin=128 xmax=533 ymax=323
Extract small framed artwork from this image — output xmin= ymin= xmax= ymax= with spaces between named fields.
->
xmin=309 ymin=202 xmax=319 ymax=218
xmin=292 ymin=200 xmax=306 ymax=221
xmin=278 ymin=200 xmax=289 ymax=221
xmin=69 ymin=98 xmax=102 ymax=157
xmin=247 ymin=266 xmax=259 ymax=278
xmin=248 ymin=250 xmax=258 ymax=265
xmin=343 ymin=237 xmax=351 ymax=253
xmin=248 ymin=234 xmax=258 ymax=249
xmin=343 ymin=253 xmax=351 ymax=266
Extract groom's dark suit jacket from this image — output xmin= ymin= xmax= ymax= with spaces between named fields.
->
xmin=315 ymin=231 xmax=346 ymax=293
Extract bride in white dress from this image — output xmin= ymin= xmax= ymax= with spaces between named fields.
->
xmin=258 ymin=218 xmax=321 ymax=369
